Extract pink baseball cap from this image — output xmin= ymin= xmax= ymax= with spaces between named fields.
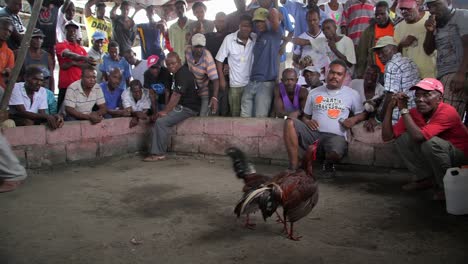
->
xmin=410 ymin=78 xmax=444 ymax=94
xmin=398 ymin=0 xmax=417 ymax=9
xmin=147 ymin=55 xmax=160 ymax=68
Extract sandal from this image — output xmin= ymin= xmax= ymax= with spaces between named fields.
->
xmin=143 ymin=155 xmax=166 ymax=162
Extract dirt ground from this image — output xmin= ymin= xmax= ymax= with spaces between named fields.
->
xmin=1 ymin=155 xmax=467 ymax=264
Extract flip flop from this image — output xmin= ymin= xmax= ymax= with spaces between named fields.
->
xmin=143 ymin=155 xmax=166 ymax=162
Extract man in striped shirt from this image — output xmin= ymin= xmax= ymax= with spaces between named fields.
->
xmin=340 ymin=0 xmax=375 ymax=47
xmin=185 ymin=33 xmax=219 ymax=116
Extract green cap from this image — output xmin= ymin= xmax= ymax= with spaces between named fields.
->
xmin=253 ymin=8 xmax=269 ymax=21
xmin=424 ymin=0 xmax=437 ymax=3
xmin=371 ymin=36 xmax=398 ymax=50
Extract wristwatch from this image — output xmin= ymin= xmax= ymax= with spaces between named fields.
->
xmin=401 ymin=108 xmax=409 ymax=115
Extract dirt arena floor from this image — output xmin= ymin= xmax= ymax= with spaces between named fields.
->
xmin=1 ymin=155 xmax=467 ymax=264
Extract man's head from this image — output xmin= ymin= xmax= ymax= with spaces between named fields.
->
xmin=372 ymin=36 xmax=398 ymax=65
xmin=326 ymin=60 xmax=347 ymax=90
xmin=24 ymin=66 xmax=44 ymax=93
xmin=5 ymin=0 xmax=22 ymax=14
xmin=306 ymin=7 xmax=321 ymax=32
xmin=399 ymin=0 xmax=419 ymax=23
xmin=146 ymin=5 xmax=157 ymax=23
xmin=307 ymin=0 xmax=319 ymax=8
xmin=191 ymin=33 xmax=206 ymax=58
xmin=425 ymin=0 xmax=450 ymax=23
xmin=91 ymin=31 xmax=106 ymax=52
xmin=192 ymin=1 xmax=207 ymax=21
xmin=303 ymin=66 xmax=322 ymax=88
xmin=374 ymin=1 xmax=390 ymax=27
xmin=0 ymin=17 xmax=13 ymax=43
xmin=120 ymin=1 xmax=131 ymax=17
xmin=238 ymin=15 xmax=253 ymax=39
xmin=81 ymin=65 xmax=97 ymax=90
xmin=174 ymin=0 xmax=187 ymax=18
xmin=64 ymin=20 xmax=79 ymax=43
xmin=30 ymin=28 xmax=45 ymax=49
xmin=107 ymin=68 xmax=122 ymax=90
xmin=259 ymin=0 xmax=273 ymax=9
xmin=253 ymin=8 xmax=269 ymax=33
xmin=129 ymin=79 xmax=143 ymax=101
xmin=322 ymin=19 xmax=337 ymax=40
xmin=281 ymin=68 xmax=298 ymax=91
xmin=147 ymin=54 xmax=161 ymax=76
xmin=65 ymin=1 xmax=76 ymax=21
xmin=165 ymin=52 xmax=182 ymax=74
xmin=234 ymin=0 xmax=246 ymax=12
xmin=214 ymin=12 xmax=226 ymax=33
xmin=96 ymin=2 xmax=106 ymax=19
xmin=123 ymin=49 xmax=138 ymax=65
xmin=363 ymin=64 xmax=380 ymax=87
xmin=108 ymin=41 xmax=120 ymax=61
xmin=410 ymin=78 xmax=444 ymax=114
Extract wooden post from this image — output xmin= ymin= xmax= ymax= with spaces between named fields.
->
xmin=0 ymin=0 xmax=44 ymax=111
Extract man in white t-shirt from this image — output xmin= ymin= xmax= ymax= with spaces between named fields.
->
xmin=122 ymin=79 xmax=152 ymax=128
xmin=8 ymin=66 xmax=63 ymax=129
xmin=284 ymin=59 xmax=366 ymax=178
xmin=123 ymin=49 xmax=147 ymax=85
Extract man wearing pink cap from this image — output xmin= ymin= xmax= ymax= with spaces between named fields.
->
xmin=382 ymin=78 xmax=468 ymax=200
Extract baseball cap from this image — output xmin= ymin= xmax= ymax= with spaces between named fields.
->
xmin=92 ymin=31 xmax=106 ymax=40
xmin=303 ymin=66 xmax=321 ymax=74
xmin=174 ymin=0 xmax=188 ymax=6
xmin=253 ymin=8 xmax=269 ymax=21
xmin=31 ymin=28 xmax=45 ymax=38
xmin=147 ymin=55 xmax=160 ymax=68
xmin=371 ymin=36 xmax=398 ymax=50
xmin=410 ymin=78 xmax=444 ymax=94
xmin=398 ymin=0 xmax=417 ymax=9
xmin=191 ymin=33 xmax=206 ymax=47
xmin=64 ymin=20 xmax=79 ymax=29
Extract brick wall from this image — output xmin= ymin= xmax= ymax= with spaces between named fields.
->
xmin=2 ymin=117 xmax=405 ymax=169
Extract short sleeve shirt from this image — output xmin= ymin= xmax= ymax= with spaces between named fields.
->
xmin=99 ymin=55 xmax=132 ymax=90
xmin=172 ymin=65 xmax=201 ymax=112
xmin=85 ymin=16 xmax=112 ymax=52
xmin=185 ymin=47 xmax=219 ymax=97
xmin=121 ymin=87 xmax=151 ymax=112
xmin=251 ymin=29 xmax=283 ymax=82
xmin=100 ymin=82 xmax=123 ymax=110
xmin=64 ymin=80 xmax=106 ymax=114
xmin=56 ymin=41 xmax=87 ymax=89
xmin=0 ymin=42 xmax=14 ymax=89
xmin=304 ymin=85 xmax=364 ymax=137
xmin=9 ymin=83 xmax=48 ymax=114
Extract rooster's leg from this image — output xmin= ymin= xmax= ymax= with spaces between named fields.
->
xmin=281 ymin=212 xmax=288 ymax=234
xmin=275 ymin=211 xmax=285 ymax=224
xmin=244 ymin=214 xmax=256 ymax=229
xmin=286 ymin=222 xmax=302 ymax=241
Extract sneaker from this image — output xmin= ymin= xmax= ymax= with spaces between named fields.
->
xmin=317 ymin=162 xmax=336 ymax=179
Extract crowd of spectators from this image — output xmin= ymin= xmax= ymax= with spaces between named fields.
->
xmin=0 ymin=0 xmax=467 ymax=197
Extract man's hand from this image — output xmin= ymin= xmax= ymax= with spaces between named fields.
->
xmin=150 ymin=113 xmax=158 ymax=122
xmin=55 ymin=115 xmax=64 ymax=128
xmin=46 ymin=115 xmax=59 ymax=130
xmin=328 ymin=39 xmax=337 ymax=50
xmin=86 ymin=56 xmax=97 ymax=66
xmin=400 ymin=35 xmax=417 ymax=48
xmin=88 ymin=112 xmax=103 ymax=124
xmin=339 ymin=118 xmax=355 ymax=129
xmin=393 ymin=92 xmax=409 ymax=110
xmin=129 ymin=116 xmax=139 ymax=128
xmin=136 ymin=112 xmax=147 ymax=120
xmin=222 ymin=64 xmax=229 ymax=76
xmin=364 ymin=118 xmax=378 ymax=132
xmin=450 ymin=71 xmax=466 ymax=94
xmin=305 ymin=119 xmax=320 ymax=130
xmin=425 ymin=15 xmax=437 ymax=32
xmin=208 ymin=97 xmax=218 ymax=115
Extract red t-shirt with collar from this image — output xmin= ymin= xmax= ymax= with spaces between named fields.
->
xmin=393 ymin=102 xmax=468 ymax=156
xmin=55 ymin=41 xmax=87 ymax=89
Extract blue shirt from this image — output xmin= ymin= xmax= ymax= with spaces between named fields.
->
xmin=279 ymin=6 xmax=294 ymax=63
xmin=282 ymin=0 xmax=327 ymax=37
xmin=136 ymin=23 xmax=165 ymax=60
xmin=99 ymin=55 xmax=132 ymax=90
xmin=251 ymin=28 xmax=283 ymax=82
xmin=100 ymin=82 xmax=123 ymax=111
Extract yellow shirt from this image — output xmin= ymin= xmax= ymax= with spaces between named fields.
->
xmin=394 ymin=12 xmax=437 ymax=78
xmin=85 ymin=16 xmax=113 ymax=52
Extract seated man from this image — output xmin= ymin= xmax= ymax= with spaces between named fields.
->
xmin=382 ymin=78 xmax=468 ymax=200
xmin=144 ymin=52 xmax=200 ymax=162
xmin=122 ymin=80 xmax=152 ymax=128
xmin=64 ymin=65 xmax=107 ymax=124
xmin=302 ymin=65 xmax=323 ymax=92
xmin=284 ymin=60 xmax=366 ymax=178
xmin=8 ymin=66 xmax=63 ymax=129
xmin=273 ymin=68 xmax=308 ymax=118
xmin=100 ymin=68 xmax=128 ymax=118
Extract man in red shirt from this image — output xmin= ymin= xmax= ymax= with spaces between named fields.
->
xmin=382 ymin=78 xmax=468 ymax=200
xmin=56 ymin=20 xmax=96 ymax=109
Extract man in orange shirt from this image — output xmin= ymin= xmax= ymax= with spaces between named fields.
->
xmin=355 ymin=1 xmax=394 ymax=79
xmin=0 ymin=17 xmax=14 ymax=90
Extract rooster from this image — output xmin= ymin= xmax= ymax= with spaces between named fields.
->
xmin=226 ymin=142 xmax=319 ymax=240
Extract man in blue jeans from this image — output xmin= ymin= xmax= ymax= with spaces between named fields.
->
xmin=241 ymin=8 xmax=282 ymax=117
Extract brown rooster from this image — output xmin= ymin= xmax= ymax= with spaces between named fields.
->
xmin=226 ymin=142 xmax=319 ymax=240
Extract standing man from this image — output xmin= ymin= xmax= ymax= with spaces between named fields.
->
xmin=99 ymin=41 xmax=131 ymax=90
xmin=373 ymin=36 xmax=420 ymax=124
xmin=280 ymin=0 xmax=327 ymax=38
xmin=394 ymin=0 xmax=436 ymax=79
xmin=225 ymin=0 xmax=249 ymax=34
xmin=382 ymin=78 xmax=468 ymax=200
xmin=87 ymin=31 xmax=106 ymax=83
xmin=0 ymin=0 xmax=24 ymax=50
xmin=169 ymin=0 xmax=194 ymax=64
xmin=185 ymin=33 xmax=219 ymax=116
xmin=27 ymin=0 xmax=61 ymax=57
xmin=340 ymin=0 xmax=375 ymax=47
xmin=123 ymin=49 xmax=147 ymax=85
xmin=136 ymin=5 xmax=166 ymax=61
xmin=188 ymin=1 xmax=215 ymax=34
xmin=283 ymin=60 xmax=366 ymax=177
xmin=356 ymin=1 xmax=394 ymax=78
xmin=110 ymin=1 xmax=136 ymax=55
xmin=84 ymin=0 xmax=112 ymax=53
xmin=423 ymin=0 xmax=468 ymax=119
xmin=216 ymin=15 xmax=255 ymax=117
xmin=241 ymin=8 xmax=282 ymax=117
xmin=143 ymin=53 xmax=200 ymax=162
xmin=0 ymin=17 xmax=14 ymax=90
xmin=56 ymin=0 xmax=83 ymax=43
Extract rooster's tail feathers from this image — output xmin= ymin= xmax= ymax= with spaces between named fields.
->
xmin=225 ymin=147 xmax=256 ymax=179
xmin=238 ymin=184 xmax=282 ymax=221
